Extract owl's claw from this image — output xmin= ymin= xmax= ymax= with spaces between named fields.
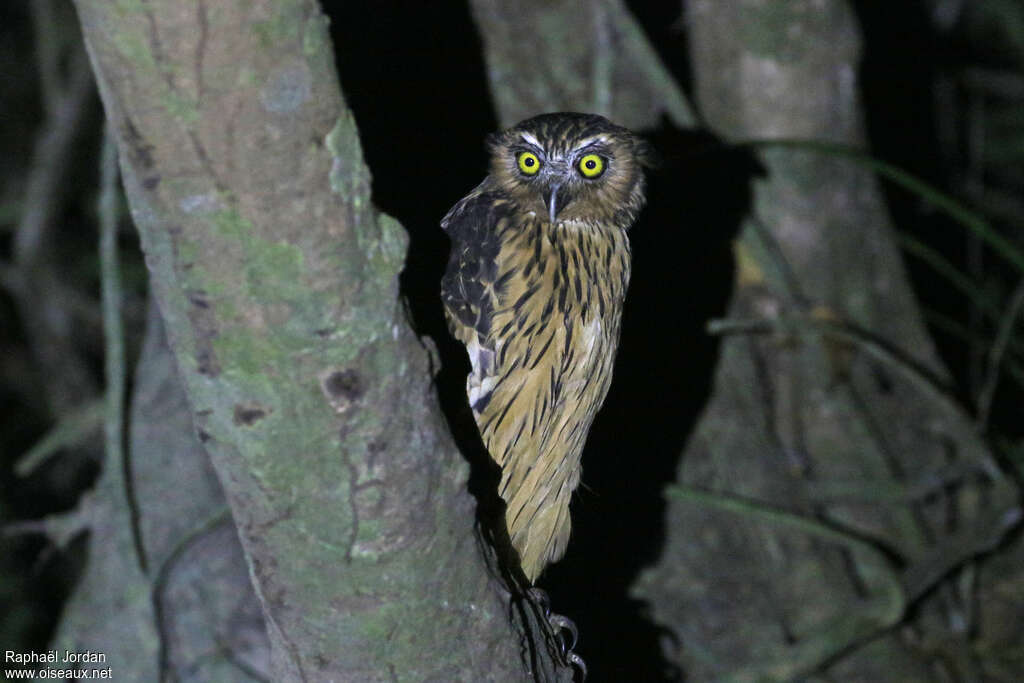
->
xmin=548 ymin=613 xmax=578 ymax=652
xmin=566 ymin=650 xmax=588 ymax=681
xmin=526 ymin=587 xmax=586 ymax=680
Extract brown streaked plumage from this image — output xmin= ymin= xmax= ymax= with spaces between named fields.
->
xmin=442 ymin=113 xmax=649 ymax=582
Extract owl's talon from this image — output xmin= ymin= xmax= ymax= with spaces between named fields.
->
xmin=526 ymin=588 xmax=582 ymax=672
xmin=548 ymin=613 xmax=578 ymax=653
xmin=566 ymin=651 xmax=587 ymax=681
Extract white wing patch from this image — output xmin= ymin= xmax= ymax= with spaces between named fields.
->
xmin=466 ymin=335 xmax=497 ymax=411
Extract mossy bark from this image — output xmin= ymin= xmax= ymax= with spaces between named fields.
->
xmin=66 ymin=1 xmax=549 ymax=680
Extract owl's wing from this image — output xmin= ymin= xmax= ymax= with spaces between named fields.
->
xmin=442 ymin=187 xmax=523 ymax=426
xmin=440 ymin=184 xmax=509 ymax=345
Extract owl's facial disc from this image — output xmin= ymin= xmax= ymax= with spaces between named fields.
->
xmin=515 ymin=153 xmax=570 ymax=223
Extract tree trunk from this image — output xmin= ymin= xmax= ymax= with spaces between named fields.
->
xmin=54 ymin=1 xmax=1023 ymax=680
xmin=64 ymin=1 xmax=561 ymax=680
xmin=469 ymin=0 xmax=694 ymax=130
xmin=634 ymin=2 xmax=1020 ymax=680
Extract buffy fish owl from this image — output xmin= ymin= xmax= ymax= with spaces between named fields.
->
xmin=441 ymin=112 xmax=650 ymax=582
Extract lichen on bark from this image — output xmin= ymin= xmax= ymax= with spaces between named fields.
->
xmin=68 ymin=0 xmax=549 ymax=679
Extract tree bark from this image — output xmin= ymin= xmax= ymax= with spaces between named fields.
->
xmin=57 ymin=1 xmax=1024 ymax=680
xmin=55 ymin=302 xmax=268 ymax=682
xmin=634 ymin=2 xmax=1020 ymax=680
xmin=469 ymin=0 xmax=695 ymax=130
xmin=67 ymin=1 xmax=553 ymax=679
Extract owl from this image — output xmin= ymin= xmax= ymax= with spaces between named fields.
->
xmin=441 ymin=112 xmax=650 ymax=583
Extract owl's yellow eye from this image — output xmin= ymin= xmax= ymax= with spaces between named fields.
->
xmin=578 ymin=154 xmax=605 ymax=178
xmin=517 ymin=151 xmax=541 ymax=175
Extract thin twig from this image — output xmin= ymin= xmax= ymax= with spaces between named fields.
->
xmin=14 ymin=398 xmax=106 ymax=477
xmin=665 ymin=484 xmax=901 ymax=576
xmin=977 ymin=277 xmax=1024 ymax=430
xmin=14 ymin=46 xmax=94 ymax=266
xmin=99 ymin=121 xmax=147 ymax=574
xmin=150 ymin=509 xmax=233 ymax=683
xmin=12 ymin=40 xmax=98 ymax=416
xmin=2 ymin=519 xmax=50 ymax=538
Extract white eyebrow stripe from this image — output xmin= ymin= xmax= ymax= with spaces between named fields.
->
xmin=573 ymin=135 xmax=607 ymax=151
xmin=520 ymin=132 xmax=542 ymax=148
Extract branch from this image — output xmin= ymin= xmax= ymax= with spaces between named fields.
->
xmin=72 ymin=0 xmax=540 ymax=679
xmin=977 ymin=277 xmax=1024 ymax=429
xmin=10 ymin=32 xmax=98 ymax=416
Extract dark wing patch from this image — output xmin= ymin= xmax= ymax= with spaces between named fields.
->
xmin=440 ymin=183 xmax=514 ymax=342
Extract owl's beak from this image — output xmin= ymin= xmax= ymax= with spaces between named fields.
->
xmin=545 ymin=182 xmax=565 ymax=224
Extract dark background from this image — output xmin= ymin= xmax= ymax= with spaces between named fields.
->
xmin=2 ymin=1 xmax=1022 ymax=679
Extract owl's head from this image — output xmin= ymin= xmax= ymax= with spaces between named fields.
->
xmin=486 ymin=112 xmax=652 ymax=226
